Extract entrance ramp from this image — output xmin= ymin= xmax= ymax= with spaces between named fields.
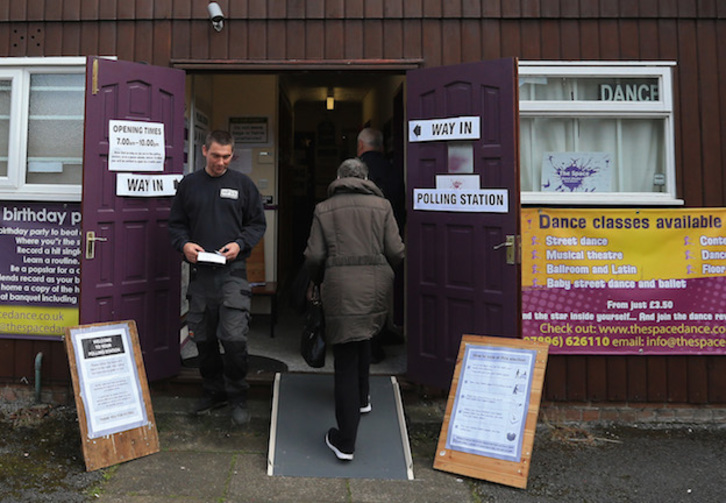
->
xmin=268 ymin=373 xmax=413 ymax=480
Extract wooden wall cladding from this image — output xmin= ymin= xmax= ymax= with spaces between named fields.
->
xmin=1 ymin=1 xmax=725 ymax=404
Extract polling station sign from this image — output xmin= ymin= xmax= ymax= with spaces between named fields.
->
xmin=413 ymin=174 xmax=509 ymax=213
xmin=521 ymin=208 xmax=726 ymax=355
xmin=413 ymin=189 xmax=508 ymax=213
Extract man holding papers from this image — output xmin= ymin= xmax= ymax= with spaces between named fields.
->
xmin=169 ymin=130 xmax=266 ymax=425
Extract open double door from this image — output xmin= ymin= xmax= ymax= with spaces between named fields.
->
xmin=78 ymin=57 xmax=520 ymax=389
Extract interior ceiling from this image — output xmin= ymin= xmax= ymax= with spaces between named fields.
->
xmin=280 ymin=71 xmax=397 ymax=103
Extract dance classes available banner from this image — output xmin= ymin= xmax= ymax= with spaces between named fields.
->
xmin=522 ymin=208 xmax=726 ymax=355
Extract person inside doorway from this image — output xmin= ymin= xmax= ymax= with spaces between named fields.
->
xmin=356 ymin=127 xmax=405 ymax=231
xmin=304 ymin=158 xmax=405 ymax=460
xmin=356 ymin=127 xmax=406 ymax=361
xmin=169 ymin=130 xmax=267 ymax=426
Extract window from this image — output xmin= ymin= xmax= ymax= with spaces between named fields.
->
xmin=0 ymin=58 xmax=86 ymax=201
xmin=518 ymin=62 xmax=678 ymax=205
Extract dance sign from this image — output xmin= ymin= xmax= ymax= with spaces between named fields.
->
xmin=522 ymin=208 xmax=726 ymax=355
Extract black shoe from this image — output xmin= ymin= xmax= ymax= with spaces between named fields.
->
xmin=325 ymin=428 xmax=353 ymax=461
xmin=194 ymin=394 xmax=228 ymax=414
xmin=231 ymin=404 xmax=251 ymax=425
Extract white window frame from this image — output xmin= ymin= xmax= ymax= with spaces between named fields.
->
xmin=518 ymin=61 xmax=680 ymax=206
xmin=0 ymin=57 xmax=86 ymax=202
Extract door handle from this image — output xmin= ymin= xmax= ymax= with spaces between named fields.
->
xmin=493 ymin=235 xmax=518 ymax=265
xmin=85 ymin=231 xmax=108 ymax=260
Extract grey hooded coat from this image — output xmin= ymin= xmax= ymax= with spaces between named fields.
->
xmin=304 ymin=176 xmax=405 ymax=346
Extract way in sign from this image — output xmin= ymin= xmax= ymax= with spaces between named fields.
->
xmin=409 ymin=116 xmax=481 ymax=142
xmin=432 ymin=121 xmax=473 ymax=136
xmin=126 ymin=177 xmax=164 ymax=192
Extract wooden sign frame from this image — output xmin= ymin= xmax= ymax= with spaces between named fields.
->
xmin=433 ymin=335 xmax=549 ymax=489
xmin=64 ymin=320 xmax=159 ymax=471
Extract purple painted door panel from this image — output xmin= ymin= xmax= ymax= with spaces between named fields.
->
xmin=80 ymin=58 xmax=185 ymax=381
xmin=406 ymin=59 xmax=521 ymax=389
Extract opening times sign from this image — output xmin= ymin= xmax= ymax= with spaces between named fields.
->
xmin=522 ymin=208 xmax=726 ymax=355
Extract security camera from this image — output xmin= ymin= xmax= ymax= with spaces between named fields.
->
xmin=207 ymin=2 xmax=224 ymax=32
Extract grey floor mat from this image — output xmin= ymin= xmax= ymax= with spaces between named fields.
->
xmin=268 ymin=373 xmax=413 ymax=479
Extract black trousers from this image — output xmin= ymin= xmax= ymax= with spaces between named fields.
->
xmin=332 ymin=339 xmax=371 ymax=452
xmin=188 ymin=262 xmax=251 ymax=406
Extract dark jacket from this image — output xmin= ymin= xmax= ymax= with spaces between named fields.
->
xmin=304 ymin=177 xmax=405 ymax=345
xmin=359 ymin=150 xmax=406 ymax=233
xmin=169 ymin=168 xmax=266 ymax=261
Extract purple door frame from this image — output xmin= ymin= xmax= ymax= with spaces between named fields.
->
xmin=80 ymin=57 xmax=185 ymax=381
xmin=406 ymin=58 xmax=521 ymax=389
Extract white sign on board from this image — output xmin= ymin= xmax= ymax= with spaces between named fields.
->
xmin=446 ymin=345 xmax=536 ymax=463
xmin=409 ymin=116 xmax=480 ymax=142
xmin=108 ymin=120 xmax=166 ymax=172
xmin=70 ymin=324 xmax=148 ymax=439
xmin=116 ymin=173 xmax=183 ymax=197
xmin=413 ymin=188 xmax=508 ymax=213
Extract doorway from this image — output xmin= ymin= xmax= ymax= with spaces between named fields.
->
xmin=184 ymin=70 xmax=407 ymax=375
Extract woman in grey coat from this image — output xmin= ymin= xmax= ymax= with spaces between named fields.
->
xmin=304 ymin=158 xmax=405 ymax=460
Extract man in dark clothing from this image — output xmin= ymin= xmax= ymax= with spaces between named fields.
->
xmin=357 ymin=128 xmax=405 ymax=234
xmin=169 ymin=130 xmax=266 ymax=426
xmin=356 ymin=128 xmax=406 ymax=361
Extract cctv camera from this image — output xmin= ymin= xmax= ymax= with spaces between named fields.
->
xmin=207 ymin=2 xmax=224 ymax=31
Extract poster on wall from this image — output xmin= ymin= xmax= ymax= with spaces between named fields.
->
xmin=0 ymin=202 xmax=81 ymax=338
xmin=521 ymin=208 xmax=726 ymax=354
xmin=229 ymin=116 xmax=269 ymax=145
xmin=541 ymin=152 xmax=611 ymax=192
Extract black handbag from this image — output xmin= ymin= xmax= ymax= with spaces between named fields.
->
xmin=300 ymin=285 xmax=326 ymax=368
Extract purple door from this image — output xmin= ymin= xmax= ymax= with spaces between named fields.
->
xmin=80 ymin=57 xmax=185 ymax=381
xmin=406 ymin=58 xmax=521 ymax=389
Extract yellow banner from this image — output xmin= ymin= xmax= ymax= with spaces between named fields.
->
xmin=522 ymin=208 xmax=726 ymax=355
xmin=523 ymin=208 xmax=725 ymax=288
xmin=0 ymin=305 xmax=78 ymax=338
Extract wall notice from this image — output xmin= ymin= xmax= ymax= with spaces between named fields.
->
xmin=229 ymin=116 xmax=269 ymax=144
xmin=522 ymin=208 xmax=726 ymax=354
xmin=0 ymin=203 xmax=81 ymax=338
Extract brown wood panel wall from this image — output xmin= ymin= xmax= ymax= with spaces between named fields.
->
xmin=0 ymin=1 xmax=725 ymax=404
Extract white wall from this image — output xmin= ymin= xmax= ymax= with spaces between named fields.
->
xmin=190 ymin=74 xmax=278 ymax=283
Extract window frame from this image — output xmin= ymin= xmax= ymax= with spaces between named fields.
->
xmin=518 ymin=61 xmax=679 ymax=206
xmin=0 ymin=57 xmax=86 ymax=202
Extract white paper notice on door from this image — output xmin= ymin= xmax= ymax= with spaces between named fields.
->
xmin=108 ymin=120 xmax=166 ymax=172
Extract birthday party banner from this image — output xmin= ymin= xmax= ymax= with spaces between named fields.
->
xmin=522 ymin=208 xmax=726 ymax=354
